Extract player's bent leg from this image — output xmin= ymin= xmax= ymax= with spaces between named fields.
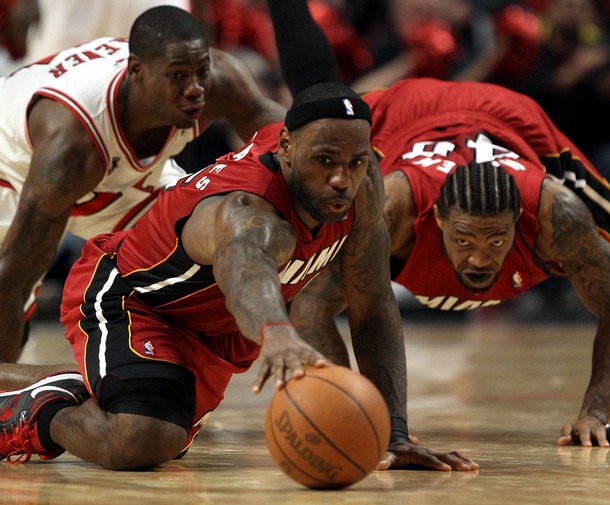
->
xmin=0 ymin=372 xmax=89 ymax=463
xmin=51 ymin=403 xmax=188 ymax=470
xmin=0 ymin=367 xmax=196 ymax=470
xmin=53 ymin=372 xmax=196 ymax=470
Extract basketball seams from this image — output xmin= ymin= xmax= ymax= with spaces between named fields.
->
xmin=264 ymin=366 xmax=390 ymax=489
xmin=293 ymin=374 xmax=383 ymax=458
xmin=284 ymin=378 xmax=369 ymax=476
xmin=265 ymin=397 xmax=336 ymax=488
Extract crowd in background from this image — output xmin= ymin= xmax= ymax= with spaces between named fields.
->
xmin=1 ymin=0 xmax=607 ymax=323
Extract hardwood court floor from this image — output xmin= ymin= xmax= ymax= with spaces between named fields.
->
xmin=5 ymin=316 xmax=609 ymax=505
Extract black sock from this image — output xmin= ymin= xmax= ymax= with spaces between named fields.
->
xmin=36 ymin=400 xmax=75 ymax=452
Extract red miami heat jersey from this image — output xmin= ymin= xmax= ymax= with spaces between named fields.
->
xmin=361 ymin=78 xmax=602 ymax=310
xmin=393 ymin=162 xmax=549 ymax=310
xmin=364 ymin=78 xmax=610 ymax=235
xmin=81 ymin=123 xmax=354 ymax=334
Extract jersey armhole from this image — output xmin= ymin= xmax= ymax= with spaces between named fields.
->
xmin=26 ymin=89 xmax=110 ymax=174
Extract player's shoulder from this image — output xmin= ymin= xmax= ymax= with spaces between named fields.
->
xmin=205 ymin=47 xmax=259 ymax=110
xmin=208 ymin=47 xmax=245 ymax=82
xmin=536 ymin=176 xmax=599 ymax=263
xmin=540 ymin=175 xmax=579 ymax=204
xmin=538 ymin=177 xmax=593 ymax=238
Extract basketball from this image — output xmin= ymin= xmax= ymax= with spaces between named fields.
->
xmin=264 ymin=365 xmax=391 ymax=489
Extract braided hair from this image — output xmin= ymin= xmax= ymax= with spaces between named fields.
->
xmin=436 ymin=161 xmax=521 ymax=220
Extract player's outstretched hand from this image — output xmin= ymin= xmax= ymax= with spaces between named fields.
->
xmin=377 ymin=440 xmax=479 ymax=472
xmin=252 ymin=323 xmax=329 ymax=394
xmin=558 ymin=416 xmax=610 ymax=447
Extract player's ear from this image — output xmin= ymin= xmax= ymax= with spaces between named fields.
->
xmin=277 ymin=128 xmax=293 ymax=163
xmin=433 ymin=205 xmax=443 ymax=228
xmin=128 ymin=55 xmax=143 ymax=81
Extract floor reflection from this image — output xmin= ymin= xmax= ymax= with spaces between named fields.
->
xmin=4 ymin=319 xmax=607 ymax=505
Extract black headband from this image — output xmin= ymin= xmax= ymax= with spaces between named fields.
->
xmin=284 ymin=96 xmax=372 ymax=130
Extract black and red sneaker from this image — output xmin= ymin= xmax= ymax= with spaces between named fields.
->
xmin=0 ymin=372 xmax=89 ymax=463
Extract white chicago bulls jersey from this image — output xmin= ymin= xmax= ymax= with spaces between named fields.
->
xmin=0 ymin=37 xmax=202 ymax=239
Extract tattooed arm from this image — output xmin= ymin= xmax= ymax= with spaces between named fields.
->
xmin=304 ymin=156 xmax=478 ymax=471
xmin=536 ymin=178 xmax=610 ymax=446
xmin=182 ymin=192 xmax=327 ymax=391
xmin=288 ymin=262 xmax=352 ymax=366
xmin=338 ymin=156 xmax=407 ymax=429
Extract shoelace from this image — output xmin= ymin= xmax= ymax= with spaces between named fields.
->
xmin=1 ymin=424 xmax=34 ymax=464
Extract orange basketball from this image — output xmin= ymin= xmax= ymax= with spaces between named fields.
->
xmin=264 ymin=365 xmax=391 ymax=489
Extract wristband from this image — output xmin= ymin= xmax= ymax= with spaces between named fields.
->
xmin=390 ymin=416 xmax=411 ymax=444
xmin=260 ymin=321 xmax=292 ymax=343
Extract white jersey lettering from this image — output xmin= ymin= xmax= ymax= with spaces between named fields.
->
xmin=279 ymin=236 xmax=347 ymax=284
xmin=415 ymin=295 xmax=502 ymax=311
xmin=48 ymin=41 xmax=123 ymax=78
xmin=400 ymin=133 xmax=526 ymax=175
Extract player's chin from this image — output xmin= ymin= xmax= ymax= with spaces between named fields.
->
xmin=320 ymin=206 xmax=350 ymax=224
xmin=174 ymin=116 xmax=200 ymax=129
xmin=318 ymin=214 xmax=348 ymax=226
xmin=175 ymin=109 xmax=203 ymax=128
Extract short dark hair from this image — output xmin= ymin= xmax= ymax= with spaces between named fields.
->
xmin=436 ymin=161 xmax=521 ymax=220
xmin=129 ymin=6 xmax=208 ymax=59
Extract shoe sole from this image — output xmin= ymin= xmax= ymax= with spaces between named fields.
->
xmin=0 ymin=373 xmax=84 ymax=400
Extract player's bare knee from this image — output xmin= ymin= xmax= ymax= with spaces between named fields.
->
xmin=102 ymin=417 xmax=188 ymax=470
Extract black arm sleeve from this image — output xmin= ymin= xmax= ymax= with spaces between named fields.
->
xmin=267 ymin=0 xmax=340 ymax=97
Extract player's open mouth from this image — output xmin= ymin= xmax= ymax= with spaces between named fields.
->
xmin=180 ymin=102 xmax=205 ymax=117
xmin=328 ymin=199 xmax=349 ymax=212
xmin=465 ymin=271 xmax=493 ymax=284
